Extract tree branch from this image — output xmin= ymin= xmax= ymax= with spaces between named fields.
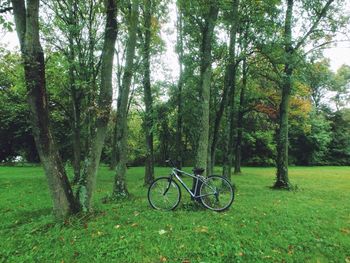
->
xmin=11 ymin=0 xmax=26 ymax=49
xmin=294 ymin=0 xmax=335 ymax=50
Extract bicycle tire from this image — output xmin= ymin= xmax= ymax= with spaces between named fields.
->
xmin=147 ymin=177 xmax=181 ymax=211
xmin=199 ymin=175 xmax=234 ymax=212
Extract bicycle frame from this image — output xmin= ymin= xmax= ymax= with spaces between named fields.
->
xmin=169 ymin=168 xmax=216 ymax=199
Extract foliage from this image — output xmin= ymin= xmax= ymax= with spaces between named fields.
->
xmin=326 ymin=109 xmax=350 ymax=165
xmin=0 ymin=48 xmax=38 ymax=162
xmin=289 ymin=110 xmax=332 ymax=165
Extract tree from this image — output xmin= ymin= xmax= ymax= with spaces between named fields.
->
xmin=11 ymin=0 xmax=79 ymax=218
xmin=192 ymin=0 xmax=219 ymax=176
xmin=302 ymin=59 xmax=334 ymax=110
xmin=332 ymin=65 xmax=350 ymax=110
xmin=141 ymin=0 xmax=155 ymax=185
xmin=0 ymin=49 xmax=38 ymax=162
xmin=113 ymin=0 xmax=139 ymax=198
xmin=175 ymin=3 xmax=184 ymax=169
xmin=220 ymin=0 xmax=240 ymax=179
xmin=76 ymin=0 xmax=118 ymax=210
xmin=257 ymin=0 xmax=344 ymax=188
xmin=42 ymin=0 xmax=105 ymax=184
xmin=327 ymin=109 xmax=350 ymax=165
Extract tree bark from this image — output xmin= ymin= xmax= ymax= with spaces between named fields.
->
xmin=194 ymin=1 xmax=219 ymax=177
xmin=209 ymin=0 xmax=240 ymax=177
xmin=12 ymin=0 xmax=79 ymax=219
xmin=71 ymin=92 xmax=82 ymax=183
xmin=221 ymin=0 xmax=240 ymax=181
xmin=110 ymin=115 xmax=118 ymax=170
xmin=68 ymin=38 xmax=82 ymax=184
xmin=113 ymin=0 xmax=139 ymax=197
xmin=234 ymin=57 xmax=247 ymax=174
xmin=175 ymin=7 xmax=184 ymax=170
xmin=274 ymin=0 xmax=294 ymax=188
xmin=143 ymin=0 xmax=155 ymax=185
xmin=76 ymin=0 xmax=118 ymax=210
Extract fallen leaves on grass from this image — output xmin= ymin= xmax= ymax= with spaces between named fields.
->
xmin=340 ymin=228 xmax=350 ymax=234
xmin=158 ymin=229 xmax=167 ymax=235
xmin=195 ymin=226 xmax=208 ymax=233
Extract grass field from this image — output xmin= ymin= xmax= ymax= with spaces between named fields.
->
xmin=0 ymin=166 xmax=349 ymax=262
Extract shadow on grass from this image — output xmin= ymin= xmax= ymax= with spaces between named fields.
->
xmin=180 ymin=201 xmax=206 ymax=212
xmin=16 ymin=207 xmax=52 ymax=219
xmin=0 ymin=207 xmax=53 ymax=232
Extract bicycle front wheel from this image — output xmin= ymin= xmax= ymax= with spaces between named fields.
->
xmin=200 ymin=176 xmax=234 ymax=212
xmin=148 ymin=177 xmax=181 ymax=211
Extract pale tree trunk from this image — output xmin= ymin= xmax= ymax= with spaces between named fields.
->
xmin=76 ymin=0 xmax=118 ymax=210
xmin=142 ymin=0 xmax=155 ymax=185
xmin=195 ymin=1 xmax=219 ymax=177
xmin=113 ymin=0 xmax=139 ymax=197
xmin=110 ymin=116 xmax=118 ymax=170
xmin=110 ymin=48 xmax=123 ymax=170
xmin=12 ymin=0 xmax=79 ymax=219
xmin=209 ymin=0 xmax=240 ymax=176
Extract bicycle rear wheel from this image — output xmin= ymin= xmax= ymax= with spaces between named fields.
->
xmin=200 ymin=176 xmax=234 ymax=211
xmin=148 ymin=177 xmax=181 ymax=211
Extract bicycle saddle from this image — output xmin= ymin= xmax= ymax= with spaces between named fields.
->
xmin=193 ymin=167 xmax=205 ymax=175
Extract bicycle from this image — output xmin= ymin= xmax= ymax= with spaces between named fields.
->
xmin=147 ymin=159 xmax=235 ymax=212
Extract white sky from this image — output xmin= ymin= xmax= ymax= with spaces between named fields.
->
xmin=1 ymin=3 xmax=349 ymax=95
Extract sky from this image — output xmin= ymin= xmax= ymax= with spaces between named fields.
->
xmin=1 ymin=3 xmax=349 ymax=108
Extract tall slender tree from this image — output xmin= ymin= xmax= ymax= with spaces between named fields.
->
xmin=221 ymin=0 xmax=240 ymax=180
xmin=113 ymin=0 xmax=139 ymax=197
xmin=175 ymin=4 xmax=184 ymax=169
xmin=194 ymin=0 xmax=219 ymax=176
xmin=141 ymin=0 xmax=155 ymax=185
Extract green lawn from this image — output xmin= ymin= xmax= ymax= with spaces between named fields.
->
xmin=0 ymin=166 xmax=349 ymax=262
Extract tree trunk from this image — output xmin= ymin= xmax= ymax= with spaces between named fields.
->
xmin=113 ymin=0 xmax=139 ymax=197
xmin=195 ymin=2 xmax=219 ymax=176
xmin=71 ymin=99 xmax=81 ymax=183
xmin=110 ymin=117 xmax=118 ymax=170
xmin=12 ymin=0 xmax=79 ymax=219
xmin=221 ymin=0 xmax=240 ymax=181
xmin=274 ymin=0 xmax=294 ymax=189
xmin=143 ymin=0 xmax=155 ymax=185
xmin=110 ymin=46 xmax=124 ymax=170
xmin=76 ymin=0 xmax=118 ymax=210
xmin=222 ymin=70 xmax=237 ymax=181
xmin=175 ymin=8 xmax=184 ymax=170
xmin=234 ymin=57 xmax=247 ymax=174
